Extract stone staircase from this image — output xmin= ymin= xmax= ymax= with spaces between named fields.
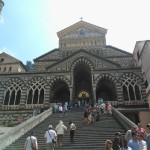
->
xmin=3 ymin=109 xmax=125 ymax=150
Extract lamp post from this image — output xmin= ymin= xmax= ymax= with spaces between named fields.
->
xmin=0 ymin=0 xmax=4 ymax=15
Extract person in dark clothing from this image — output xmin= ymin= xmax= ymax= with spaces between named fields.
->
xmin=69 ymin=121 xmax=76 ymax=143
xmin=84 ymin=108 xmax=90 ymax=124
xmin=113 ymin=132 xmax=123 ymax=150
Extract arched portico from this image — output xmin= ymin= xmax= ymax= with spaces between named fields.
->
xmin=96 ymin=75 xmax=117 ymax=102
xmin=49 ymin=78 xmax=70 ymax=104
xmin=71 ymin=58 xmax=94 ymax=105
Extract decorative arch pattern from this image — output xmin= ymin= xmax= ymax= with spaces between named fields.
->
xmin=119 ymin=73 xmax=143 ymax=101
xmin=70 ymin=57 xmax=94 ymax=72
xmin=3 ymin=78 xmax=25 ymax=105
xmin=49 ymin=76 xmax=70 ymax=88
xmin=95 ymin=73 xmax=117 ymax=101
xmin=95 ymin=73 xmax=117 ymax=85
xmin=26 ymin=77 xmax=47 ymax=104
xmin=49 ymin=76 xmax=70 ymax=103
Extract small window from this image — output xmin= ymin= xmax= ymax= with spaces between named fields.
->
xmin=144 ymin=80 xmax=148 ymax=88
xmin=0 ymin=58 xmax=4 ymax=63
xmin=9 ymin=66 xmax=12 ymax=72
xmin=137 ymin=51 xmax=140 ymax=61
xmin=3 ymin=67 xmax=6 ymax=72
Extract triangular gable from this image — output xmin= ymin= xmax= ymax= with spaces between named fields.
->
xmin=105 ymin=45 xmax=133 ymax=56
xmin=0 ymin=52 xmax=21 ymax=63
xmin=57 ymin=20 xmax=107 ymax=38
xmin=46 ymin=50 xmax=120 ymax=72
xmin=0 ymin=52 xmax=27 ymax=71
xmin=33 ymin=49 xmax=59 ymax=62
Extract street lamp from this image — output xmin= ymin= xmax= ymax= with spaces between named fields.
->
xmin=0 ymin=0 xmax=4 ymax=15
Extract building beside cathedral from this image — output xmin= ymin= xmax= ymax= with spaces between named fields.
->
xmin=0 ymin=20 xmax=149 ymax=126
xmin=133 ymin=40 xmax=150 ymax=108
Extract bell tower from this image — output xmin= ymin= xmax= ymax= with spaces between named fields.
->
xmin=57 ymin=20 xmax=107 ymax=51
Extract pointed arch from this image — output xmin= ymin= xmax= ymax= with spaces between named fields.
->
xmin=72 ymin=59 xmax=93 ymax=104
xmin=95 ymin=73 xmax=117 ymax=85
xmin=70 ymin=57 xmax=94 ymax=72
xmin=95 ymin=73 xmax=117 ymax=101
xmin=49 ymin=76 xmax=70 ymax=88
xmin=26 ymin=76 xmax=48 ymax=104
xmin=3 ymin=77 xmax=25 ymax=105
xmin=49 ymin=76 xmax=70 ymax=103
xmin=119 ymin=73 xmax=143 ymax=101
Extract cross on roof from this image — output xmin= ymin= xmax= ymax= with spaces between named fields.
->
xmin=80 ymin=17 xmax=83 ymax=21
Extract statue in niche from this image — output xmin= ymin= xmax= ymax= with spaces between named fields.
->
xmin=80 ymin=29 xmax=85 ymax=35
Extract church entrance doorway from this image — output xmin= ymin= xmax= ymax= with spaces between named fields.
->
xmin=73 ymin=62 xmax=92 ymax=105
xmin=77 ymin=90 xmax=90 ymax=106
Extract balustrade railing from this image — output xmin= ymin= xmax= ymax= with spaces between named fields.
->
xmin=124 ymin=100 xmax=146 ymax=106
xmin=0 ymin=107 xmax=52 ymax=150
xmin=0 ymin=100 xmax=147 ymax=111
xmin=112 ymin=107 xmax=137 ymax=131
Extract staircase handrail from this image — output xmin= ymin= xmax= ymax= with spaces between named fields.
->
xmin=0 ymin=107 xmax=52 ymax=150
xmin=111 ymin=107 xmax=137 ymax=131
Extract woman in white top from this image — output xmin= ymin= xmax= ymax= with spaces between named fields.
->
xmin=55 ymin=120 xmax=67 ymax=147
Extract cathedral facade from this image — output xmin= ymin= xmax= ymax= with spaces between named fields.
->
xmin=0 ymin=21 xmax=149 ymax=124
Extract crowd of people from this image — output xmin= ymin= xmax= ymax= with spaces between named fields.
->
xmin=83 ymin=101 xmax=112 ymax=125
xmin=24 ymin=120 xmax=76 ymax=150
xmin=24 ymin=100 xmax=150 ymax=150
xmin=105 ymin=123 xmax=150 ymax=150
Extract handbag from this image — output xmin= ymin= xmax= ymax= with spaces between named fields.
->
xmin=30 ymin=136 xmax=37 ymax=150
xmin=48 ymin=131 xmax=56 ymax=143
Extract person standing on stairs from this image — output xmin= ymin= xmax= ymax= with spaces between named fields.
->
xmin=44 ymin=125 xmax=57 ymax=150
xmin=55 ymin=120 xmax=67 ymax=147
xmin=24 ymin=131 xmax=38 ymax=150
xmin=128 ymin=131 xmax=139 ymax=150
xmin=69 ymin=121 xmax=76 ymax=143
xmin=138 ymin=134 xmax=147 ymax=150
xmin=58 ymin=104 xmax=63 ymax=117
xmin=113 ymin=132 xmax=123 ymax=150
xmin=125 ymin=125 xmax=137 ymax=142
xmin=136 ymin=123 xmax=147 ymax=140
xmin=105 ymin=140 xmax=113 ymax=150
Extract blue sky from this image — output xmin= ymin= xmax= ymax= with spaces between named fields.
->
xmin=0 ymin=0 xmax=150 ymax=64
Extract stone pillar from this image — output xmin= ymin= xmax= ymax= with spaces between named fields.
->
xmin=69 ymin=87 xmax=73 ymax=105
xmin=0 ymin=85 xmax=4 ymax=107
xmin=93 ymin=86 xmax=96 ymax=105
xmin=141 ymin=83 xmax=147 ymax=101
xmin=116 ymin=82 xmax=124 ymax=106
xmin=44 ymin=85 xmax=50 ymax=108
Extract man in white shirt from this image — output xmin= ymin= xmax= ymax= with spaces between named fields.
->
xmin=58 ymin=104 xmax=63 ymax=117
xmin=44 ymin=125 xmax=57 ymax=150
xmin=24 ymin=131 xmax=38 ymax=150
